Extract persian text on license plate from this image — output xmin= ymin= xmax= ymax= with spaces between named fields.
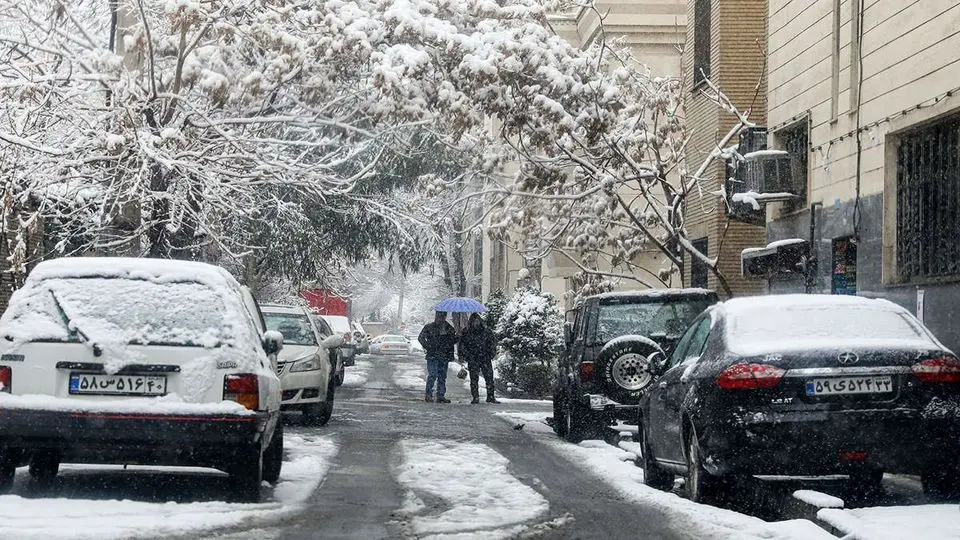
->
xmin=805 ymin=376 xmax=893 ymax=396
xmin=69 ymin=373 xmax=167 ymax=396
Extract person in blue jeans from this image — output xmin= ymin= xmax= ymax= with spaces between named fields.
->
xmin=418 ymin=310 xmax=458 ymax=403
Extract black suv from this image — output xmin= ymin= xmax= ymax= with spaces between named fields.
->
xmin=553 ymin=289 xmax=718 ymax=442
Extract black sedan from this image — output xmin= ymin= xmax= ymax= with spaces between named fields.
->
xmin=638 ymin=294 xmax=960 ymax=503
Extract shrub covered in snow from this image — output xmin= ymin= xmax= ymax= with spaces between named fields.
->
xmin=495 ymin=287 xmax=563 ymax=398
xmin=484 ymin=289 xmax=508 ymax=338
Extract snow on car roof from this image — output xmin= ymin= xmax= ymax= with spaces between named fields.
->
xmin=590 ymin=288 xmax=716 ymax=301
xmin=716 ymin=294 xmax=944 ymax=355
xmin=26 ymin=256 xmax=237 ymax=286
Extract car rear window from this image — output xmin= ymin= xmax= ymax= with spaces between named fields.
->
xmin=4 ymin=277 xmax=231 ymax=347
xmin=591 ymin=297 xmax=713 ymax=345
xmin=264 ymin=313 xmax=317 ymax=346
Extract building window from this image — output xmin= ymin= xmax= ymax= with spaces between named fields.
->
xmin=690 ymin=237 xmax=709 ymax=288
xmin=896 ymin=114 xmax=960 ymax=280
xmin=775 ymin=122 xmax=809 ymax=210
xmin=693 ymin=0 xmax=711 ymax=85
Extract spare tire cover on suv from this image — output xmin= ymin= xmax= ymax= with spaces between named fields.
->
xmin=595 ymin=335 xmax=663 ymax=405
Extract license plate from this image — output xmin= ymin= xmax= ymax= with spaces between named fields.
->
xmin=805 ymin=376 xmax=893 ymax=396
xmin=69 ymin=373 xmax=167 ymax=396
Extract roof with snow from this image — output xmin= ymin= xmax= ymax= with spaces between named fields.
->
xmin=589 ymin=288 xmax=716 ymax=302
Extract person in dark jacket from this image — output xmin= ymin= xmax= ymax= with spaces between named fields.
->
xmin=458 ymin=313 xmax=499 ymax=404
xmin=418 ymin=311 xmax=458 ymax=403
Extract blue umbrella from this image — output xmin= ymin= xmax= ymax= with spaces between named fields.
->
xmin=433 ymin=297 xmax=488 ymax=313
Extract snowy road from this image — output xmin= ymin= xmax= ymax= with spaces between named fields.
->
xmin=1 ymin=352 xmax=955 ymax=540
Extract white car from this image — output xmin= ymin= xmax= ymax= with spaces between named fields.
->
xmin=370 ymin=334 xmax=412 ymax=355
xmin=0 ymin=257 xmax=283 ymax=503
xmin=311 ymin=314 xmax=345 ymax=386
xmin=262 ymin=304 xmax=342 ymax=425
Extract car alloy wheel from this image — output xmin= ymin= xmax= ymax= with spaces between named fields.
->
xmin=610 ymin=352 xmax=654 ymax=391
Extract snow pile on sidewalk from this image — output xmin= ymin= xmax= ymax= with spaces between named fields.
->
xmin=343 ymin=358 xmax=373 ymax=387
xmin=395 ymin=439 xmax=549 ymax=539
xmin=818 ymin=504 xmax=960 ymax=540
xmin=494 ymin=412 xmax=831 ymax=540
xmin=0 ymin=434 xmax=337 ymax=539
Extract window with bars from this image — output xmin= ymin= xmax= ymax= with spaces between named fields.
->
xmin=693 ymin=0 xmax=711 ymax=85
xmin=896 ymin=114 xmax=960 ymax=280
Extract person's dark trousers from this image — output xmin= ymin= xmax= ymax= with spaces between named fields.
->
xmin=469 ymin=360 xmax=495 ymax=400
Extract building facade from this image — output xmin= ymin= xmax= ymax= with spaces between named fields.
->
xmin=680 ymin=0 xmax=768 ymax=298
xmin=764 ymin=1 xmax=960 ymax=350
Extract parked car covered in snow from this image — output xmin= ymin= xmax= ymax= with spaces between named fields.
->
xmin=0 ymin=257 xmax=284 ymax=502
xmin=554 ymin=288 xmax=719 ymax=442
xmin=262 ymin=304 xmax=343 ymax=425
xmin=370 ymin=334 xmax=412 ymax=355
xmin=638 ymin=294 xmax=960 ymax=503
xmin=311 ymin=314 xmax=346 ymax=386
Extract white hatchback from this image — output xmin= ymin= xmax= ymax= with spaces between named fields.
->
xmin=261 ymin=304 xmax=342 ymax=425
xmin=0 ymin=257 xmax=283 ymax=502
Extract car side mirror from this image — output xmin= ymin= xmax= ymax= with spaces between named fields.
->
xmin=322 ymin=334 xmax=344 ymax=349
xmin=263 ymin=330 xmax=284 ymax=356
xmin=564 ymin=322 xmax=574 ymax=346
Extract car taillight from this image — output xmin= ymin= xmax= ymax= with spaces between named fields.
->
xmin=912 ymin=357 xmax=960 ymax=383
xmin=716 ymin=363 xmax=785 ymax=390
xmin=580 ymin=361 xmax=595 ymax=382
xmin=223 ymin=374 xmax=259 ymax=410
xmin=0 ymin=366 xmax=10 ymax=393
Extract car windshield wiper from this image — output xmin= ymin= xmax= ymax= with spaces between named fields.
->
xmin=49 ymin=290 xmax=99 ymax=353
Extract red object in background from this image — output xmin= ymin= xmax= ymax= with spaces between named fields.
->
xmin=301 ymin=289 xmax=351 ymax=316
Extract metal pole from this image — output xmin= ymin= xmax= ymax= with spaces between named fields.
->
xmin=806 ymin=202 xmax=822 ymax=294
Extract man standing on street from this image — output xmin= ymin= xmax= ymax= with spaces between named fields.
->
xmin=418 ymin=311 xmax=457 ymax=403
xmin=459 ymin=313 xmax=500 ymax=404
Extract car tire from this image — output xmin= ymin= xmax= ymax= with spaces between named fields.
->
xmin=922 ymin=466 xmax=960 ymax=500
xmin=304 ymin=379 xmax=335 ymax=427
xmin=639 ymin=425 xmax=674 ymax=491
xmin=229 ymin=444 xmax=263 ymax=503
xmin=0 ymin=465 xmax=14 ymax=494
xmin=262 ymin=422 xmax=283 ymax=485
xmin=594 ymin=339 xmax=662 ymax=405
xmin=563 ymin=394 xmax=596 ymax=444
xmin=553 ymin=389 xmax=568 ymax=438
xmin=28 ymin=450 xmax=60 ymax=488
xmin=686 ymin=428 xmax=726 ymax=504
xmin=334 ymin=364 xmax=345 ymax=387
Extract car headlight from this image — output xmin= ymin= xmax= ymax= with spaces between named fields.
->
xmin=290 ymin=356 xmax=322 ymax=372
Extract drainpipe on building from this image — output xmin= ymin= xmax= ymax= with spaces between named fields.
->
xmin=805 ymin=202 xmax=822 ymax=294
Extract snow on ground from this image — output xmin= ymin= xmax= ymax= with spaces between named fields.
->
xmin=392 ymin=360 xmax=428 ymax=390
xmin=342 ymin=358 xmax=373 ymax=387
xmin=394 ymin=439 xmax=550 ymax=539
xmin=793 ymin=490 xmax=844 ymax=508
xmin=0 ymin=434 xmax=337 ymax=539
xmin=818 ymin=505 xmax=960 ymax=540
xmin=493 ymin=411 xmax=833 ymax=540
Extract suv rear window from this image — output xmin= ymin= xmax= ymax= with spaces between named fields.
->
xmin=590 ymin=297 xmax=713 ymax=345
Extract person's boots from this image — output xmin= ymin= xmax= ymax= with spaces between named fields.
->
xmin=486 ymin=395 xmax=500 ymax=404
xmin=425 ymin=393 xmax=433 ymax=403
xmin=470 ymin=396 xmax=480 ymax=404
xmin=436 ymin=396 xmax=451 ymax=404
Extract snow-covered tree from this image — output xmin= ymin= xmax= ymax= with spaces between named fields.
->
xmin=484 ymin=288 xmax=508 ymax=337
xmin=495 ymin=286 xmax=563 ymax=398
